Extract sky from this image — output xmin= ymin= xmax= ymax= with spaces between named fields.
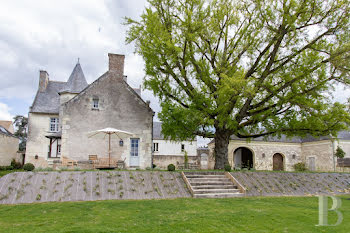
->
xmin=0 ymin=0 xmax=349 ymax=146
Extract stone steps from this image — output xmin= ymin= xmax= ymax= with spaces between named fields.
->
xmin=193 ymin=189 xmax=240 ymax=194
xmin=192 ymin=185 xmax=237 ymax=189
xmin=194 ymin=193 xmax=244 ymax=198
xmin=183 ymin=172 xmax=244 ymax=198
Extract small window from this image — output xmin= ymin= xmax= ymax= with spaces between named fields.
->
xmin=57 ymin=145 xmax=61 ymax=155
xmin=181 ymin=144 xmax=185 ymax=152
xmin=153 ymin=143 xmax=159 ymax=152
xmin=50 ymin=118 xmax=59 ymax=132
xmin=93 ymin=98 xmax=99 ymax=109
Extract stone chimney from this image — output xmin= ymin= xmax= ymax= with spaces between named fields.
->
xmin=108 ymin=53 xmax=125 ymax=77
xmin=39 ymin=70 xmax=49 ymax=92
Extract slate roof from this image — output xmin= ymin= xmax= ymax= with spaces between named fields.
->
xmin=0 ymin=125 xmax=16 ymax=138
xmin=30 ymin=62 xmax=88 ymax=114
xmin=208 ymin=130 xmax=350 ymax=145
xmin=153 ymin=122 xmax=163 ymax=140
xmin=61 ymin=63 xmax=88 ymax=93
xmin=30 ymin=81 xmax=67 ymax=113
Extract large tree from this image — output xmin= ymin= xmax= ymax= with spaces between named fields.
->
xmin=126 ymin=0 xmax=350 ymax=169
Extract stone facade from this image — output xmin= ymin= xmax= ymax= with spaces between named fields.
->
xmin=208 ymin=137 xmax=350 ymax=172
xmin=26 ymin=53 xmax=153 ymax=169
xmin=61 ymin=72 xmax=153 ymax=168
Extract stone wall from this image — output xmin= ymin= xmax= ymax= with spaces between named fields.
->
xmin=0 ymin=134 xmax=18 ymax=166
xmin=61 ymin=71 xmax=153 ymax=169
xmin=301 ymin=140 xmax=333 ymax=171
xmin=153 ymin=155 xmax=199 ymax=169
xmin=208 ymin=139 xmax=343 ymax=172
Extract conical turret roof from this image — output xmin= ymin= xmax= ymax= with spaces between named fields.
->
xmin=64 ymin=62 xmax=88 ymax=93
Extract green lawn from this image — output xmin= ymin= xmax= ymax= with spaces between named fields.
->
xmin=0 ymin=196 xmax=349 ymax=233
xmin=0 ymin=170 xmax=23 ymax=178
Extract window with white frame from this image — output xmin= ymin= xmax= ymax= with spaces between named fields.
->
xmin=93 ymin=98 xmax=99 ymax=109
xmin=50 ymin=118 xmax=59 ymax=132
xmin=153 ymin=143 xmax=159 ymax=152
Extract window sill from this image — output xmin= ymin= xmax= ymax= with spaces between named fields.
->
xmin=91 ymin=108 xmax=100 ymax=111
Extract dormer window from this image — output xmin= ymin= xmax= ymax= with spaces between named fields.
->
xmin=92 ymin=98 xmax=99 ymax=109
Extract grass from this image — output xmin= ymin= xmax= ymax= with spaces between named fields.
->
xmin=0 ymin=170 xmax=23 ymax=178
xmin=0 ymin=196 xmax=349 ymax=232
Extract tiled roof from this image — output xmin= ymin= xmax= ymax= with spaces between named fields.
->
xmin=0 ymin=125 xmax=16 ymax=138
xmin=0 ymin=120 xmax=13 ymax=133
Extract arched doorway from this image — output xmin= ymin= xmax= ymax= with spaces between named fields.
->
xmin=234 ymin=147 xmax=254 ymax=169
xmin=273 ymin=153 xmax=284 ymax=171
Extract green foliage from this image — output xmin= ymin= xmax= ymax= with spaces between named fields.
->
xmin=11 ymin=159 xmax=22 ymax=169
xmin=13 ymin=115 xmax=28 ymax=151
xmin=126 ymin=0 xmax=350 ymax=168
xmin=335 ymin=146 xmax=346 ymax=158
xmin=23 ymin=163 xmax=35 ymax=171
xmin=184 ymin=151 xmax=189 ymax=169
xmin=0 ymin=166 xmax=13 ymax=171
xmin=224 ymin=164 xmax=231 ymax=172
xmin=293 ymin=163 xmax=307 ymax=172
xmin=167 ymin=164 xmax=175 ymax=171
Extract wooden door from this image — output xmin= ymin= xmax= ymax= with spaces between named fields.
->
xmin=273 ymin=153 xmax=284 ymax=171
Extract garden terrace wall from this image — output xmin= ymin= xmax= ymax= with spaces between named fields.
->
xmin=0 ymin=171 xmax=190 ymax=205
xmin=231 ymin=171 xmax=350 ymax=196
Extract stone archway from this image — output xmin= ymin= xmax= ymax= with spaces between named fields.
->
xmin=234 ymin=147 xmax=254 ymax=169
xmin=273 ymin=153 xmax=284 ymax=171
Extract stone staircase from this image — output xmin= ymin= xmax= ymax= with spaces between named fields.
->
xmin=182 ymin=172 xmax=245 ymax=198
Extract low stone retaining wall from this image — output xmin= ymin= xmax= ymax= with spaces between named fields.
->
xmin=0 ymin=171 xmax=191 ymax=205
xmin=232 ymin=171 xmax=350 ymax=196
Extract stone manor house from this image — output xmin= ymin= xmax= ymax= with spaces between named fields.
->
xmin=26 ymin=54 xmax=154 ymax=168
xmin=26 ymin=53 xmax=197 ymax=169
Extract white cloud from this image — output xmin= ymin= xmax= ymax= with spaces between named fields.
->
xmin=0 ymin=102 xmax=13 ymax=121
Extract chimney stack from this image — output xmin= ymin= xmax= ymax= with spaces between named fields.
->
xmin=39 ymin=70 xmax=49 ymax=92
xmin=108 ymin=53 xmax=125 ymax=77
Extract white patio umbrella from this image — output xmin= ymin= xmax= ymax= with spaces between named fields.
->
xmin=88 ymin=128 xmax=133 ymax=167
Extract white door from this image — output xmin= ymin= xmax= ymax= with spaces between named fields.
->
xmin=130 ymin=138 xmax=140 ymax=167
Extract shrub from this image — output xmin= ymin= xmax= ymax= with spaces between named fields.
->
xmin=6 ymin=166 xmax=14 ymax=170
xmin=11 ymin=159 xmax=22 ymax=169
xmin=167 ymin=164 xmax=175 ymax=171
xmin=293 ymin=162 xmax=307 ymax=172
xmin=152 ymin=164 xmax=157 ymax=169
xmin=224 ymin=164 xmax=231 ymax=172
xmin=23 ymin=163 xmax=35 ymax=171
xmin=234 ymin=167 xmax=241 ymax=171
xmin=335 ymin=146 xmax=346 ymax=158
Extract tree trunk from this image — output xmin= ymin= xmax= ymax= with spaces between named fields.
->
xmin=213 ymin=128 xmax=230 ymax=169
